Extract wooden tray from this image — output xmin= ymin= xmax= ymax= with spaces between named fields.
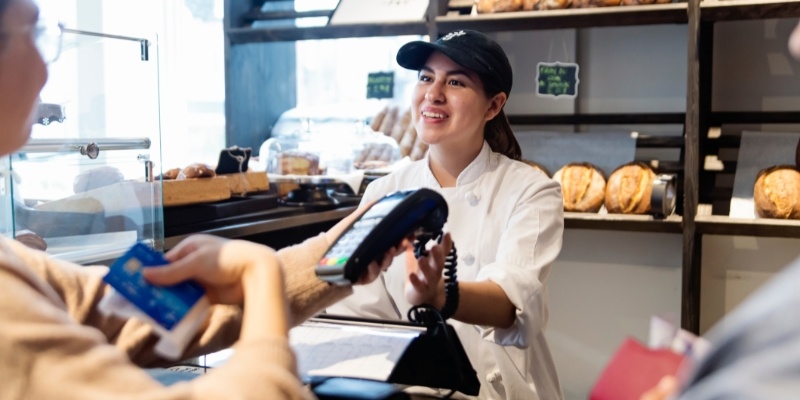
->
xmin=162 ymin=176 xmax=231 ymax=207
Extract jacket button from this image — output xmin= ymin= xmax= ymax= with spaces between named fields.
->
xmin=463 ymin=253 xmax=475 ymax=266
xmin=487 ymin=370 xmax=501 ymax=383
xmin=465 ymin=192 xmax=479 ymax=206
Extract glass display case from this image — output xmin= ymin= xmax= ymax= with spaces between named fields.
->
xmin=0 ymin=26 xmax=163 ymax=265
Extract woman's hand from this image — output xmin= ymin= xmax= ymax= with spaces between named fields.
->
xmin=143 ymin=234 xmax=283 ymax=306
xmin=404 ymin=232 xmax=452 ymax=307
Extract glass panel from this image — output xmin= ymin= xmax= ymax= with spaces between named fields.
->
xmin=7 ymin=28 xmax=163 ymax=264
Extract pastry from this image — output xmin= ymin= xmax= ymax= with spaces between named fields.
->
xmin=73 ymin=166 xmax=124 ymax=193
xmin=177 ymin=163 xmax=216 ymax=179
xmin=161 ymin=168 xmax=181 ymax=180
xmin=605 ymin=162 xmax=657 ymax=214
xmin=15 ymin=230 xmax=47 ymax=251
xmin=753 ymin=165 xmax=800 ymax=219
xmin=553 ymin=163 xmax=606 ymax=213
xmin=477 ymin=0 xmax=524 ymax=13
xmin=525 ymin=0 xmax=571 ymax=10
xmin=278 ymin=151 xmax=321 ymax=175
xmin=178 ymin=163 xmax=216 ymax=179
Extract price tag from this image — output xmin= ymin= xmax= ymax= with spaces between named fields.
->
xmin=367 ymin=72 xmax=394 ymax=99
xmin=536 ymin=62 xmax=580 ymax=99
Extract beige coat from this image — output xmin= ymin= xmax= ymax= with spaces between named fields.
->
xmin=0 ymin=233 xmax=350 ymax=399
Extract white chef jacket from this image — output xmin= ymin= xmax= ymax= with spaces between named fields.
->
xmin=328 ymin=142 xmax=565 ymax=400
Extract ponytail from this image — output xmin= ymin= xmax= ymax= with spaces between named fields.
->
xmin=479 ymin=71 xmax=521 ymax=161
xmin=484 ymin=109 xmax=521 ymax=161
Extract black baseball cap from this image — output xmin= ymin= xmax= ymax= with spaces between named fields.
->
xmin=396 ymin=29 xmax=513 ymax=96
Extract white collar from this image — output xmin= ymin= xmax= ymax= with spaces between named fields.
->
xmin=424 ymin=141 xmax=493 ymax=187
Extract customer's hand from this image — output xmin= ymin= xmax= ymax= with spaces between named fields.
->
xmin=640 ymin=375 xmax=679 ymax=400
xmin=326 ymin=201 xmax=413 ymax=286
xmin=143 ymin=234 xmax=283 ymax=306
xmin=404 ymin=232 xmax=452 ymax=307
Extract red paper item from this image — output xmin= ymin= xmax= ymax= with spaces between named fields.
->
xmin=590 ymin=337 xmax=686 ymax=400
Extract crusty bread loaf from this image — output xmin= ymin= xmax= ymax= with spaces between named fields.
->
xmin=377 ymin=106 xmax=399 ymax=136
xmin=521 ymin=159 xmax=551 ymax=178
xmin=477 ymin=0 xmax=523 ymax=13
xmin=605 ymin=162 xmax=657 ymax=214
xmin=390 ymin=108 xmax=412 ymax=142
xmin=370 ymin=106 xmax=388 ymax=132
xmin=553 ymin=163 xmax=606 ymax=213
xmin=753 ymin=165 xmax=800 ymax=219
xmin=399 ymin=124 xmax=417 ymax=158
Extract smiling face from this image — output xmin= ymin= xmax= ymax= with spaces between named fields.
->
xmin=0 ymin=0 xmax=47 ymax=157
xmin=411 ymin=51 xmax=506 ymax=155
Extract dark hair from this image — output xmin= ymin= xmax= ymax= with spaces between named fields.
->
xmin=479 ymin=73 xmax=522 ymax=161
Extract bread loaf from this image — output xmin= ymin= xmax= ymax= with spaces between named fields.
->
xmin=377 ymin=106 xmax=399 ymax=136
xmin=553 ymin=163 xmax=606 ymax=213
xmin=178 ymin=163 xmax=216 ymax=179
xmin=574 ymin=0 xmax=620 ymax=6
xmin=753 ymin=165 xmax=800 ymax=219
xmin=605 ymin=162 xmax=657 ymax=214
xmin=390 ymin=108 xmax=412 ymax=142
xmin=398 ymin=124 xmax=417 ymax=158
xmin=370 ymin=106 xmax=389 ymax=132
xmin=524 ymin=0 xmax=572 ymax=10
xmin=477 ymin=0 xmax=523 ymax=13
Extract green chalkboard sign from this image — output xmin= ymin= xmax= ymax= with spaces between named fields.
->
xmin=536 ymin=62 xmax=579 ymax=98
xmin=367 ymin=71 xmax=394 ymax=99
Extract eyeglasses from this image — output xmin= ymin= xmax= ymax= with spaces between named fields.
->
xmin=1 ymin=19 xmax=63 ymax=64
xmin=34 ymin=20 xmax=64 ymax=64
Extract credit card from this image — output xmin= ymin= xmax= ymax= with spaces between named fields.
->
xmin=103 ymin=243 xmax=205 ymax=330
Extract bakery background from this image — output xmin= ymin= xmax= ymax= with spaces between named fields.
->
xmin=3 ymin=1 xmax=800 ymax=399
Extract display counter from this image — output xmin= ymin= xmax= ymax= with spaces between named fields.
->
xmin=164 ymin=203 xmax=357 ymax=251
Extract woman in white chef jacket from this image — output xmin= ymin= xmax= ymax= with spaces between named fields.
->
xmin=328 ymin=29 xmax=565 ymax=400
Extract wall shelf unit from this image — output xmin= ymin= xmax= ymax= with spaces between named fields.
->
xmin=225 ymin=0 xmax=800 ymax=334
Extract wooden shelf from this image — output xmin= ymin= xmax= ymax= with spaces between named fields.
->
xmin=709 ymin=111 xmax=800 ymax=125
xmin=436 ymin=3 xmax=688 ymax=33
xmin=227 ymin=22 xmax=429 ymax=44
xmin=508 ymin=112 xmax=685 ymax=125
xmin=565 ymin=212 xmax=683 ymax=233
xmin=695 ymin=215 xmax=800 ymax=237
xmin=701 ymin=0 xmax=800 ymax=22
